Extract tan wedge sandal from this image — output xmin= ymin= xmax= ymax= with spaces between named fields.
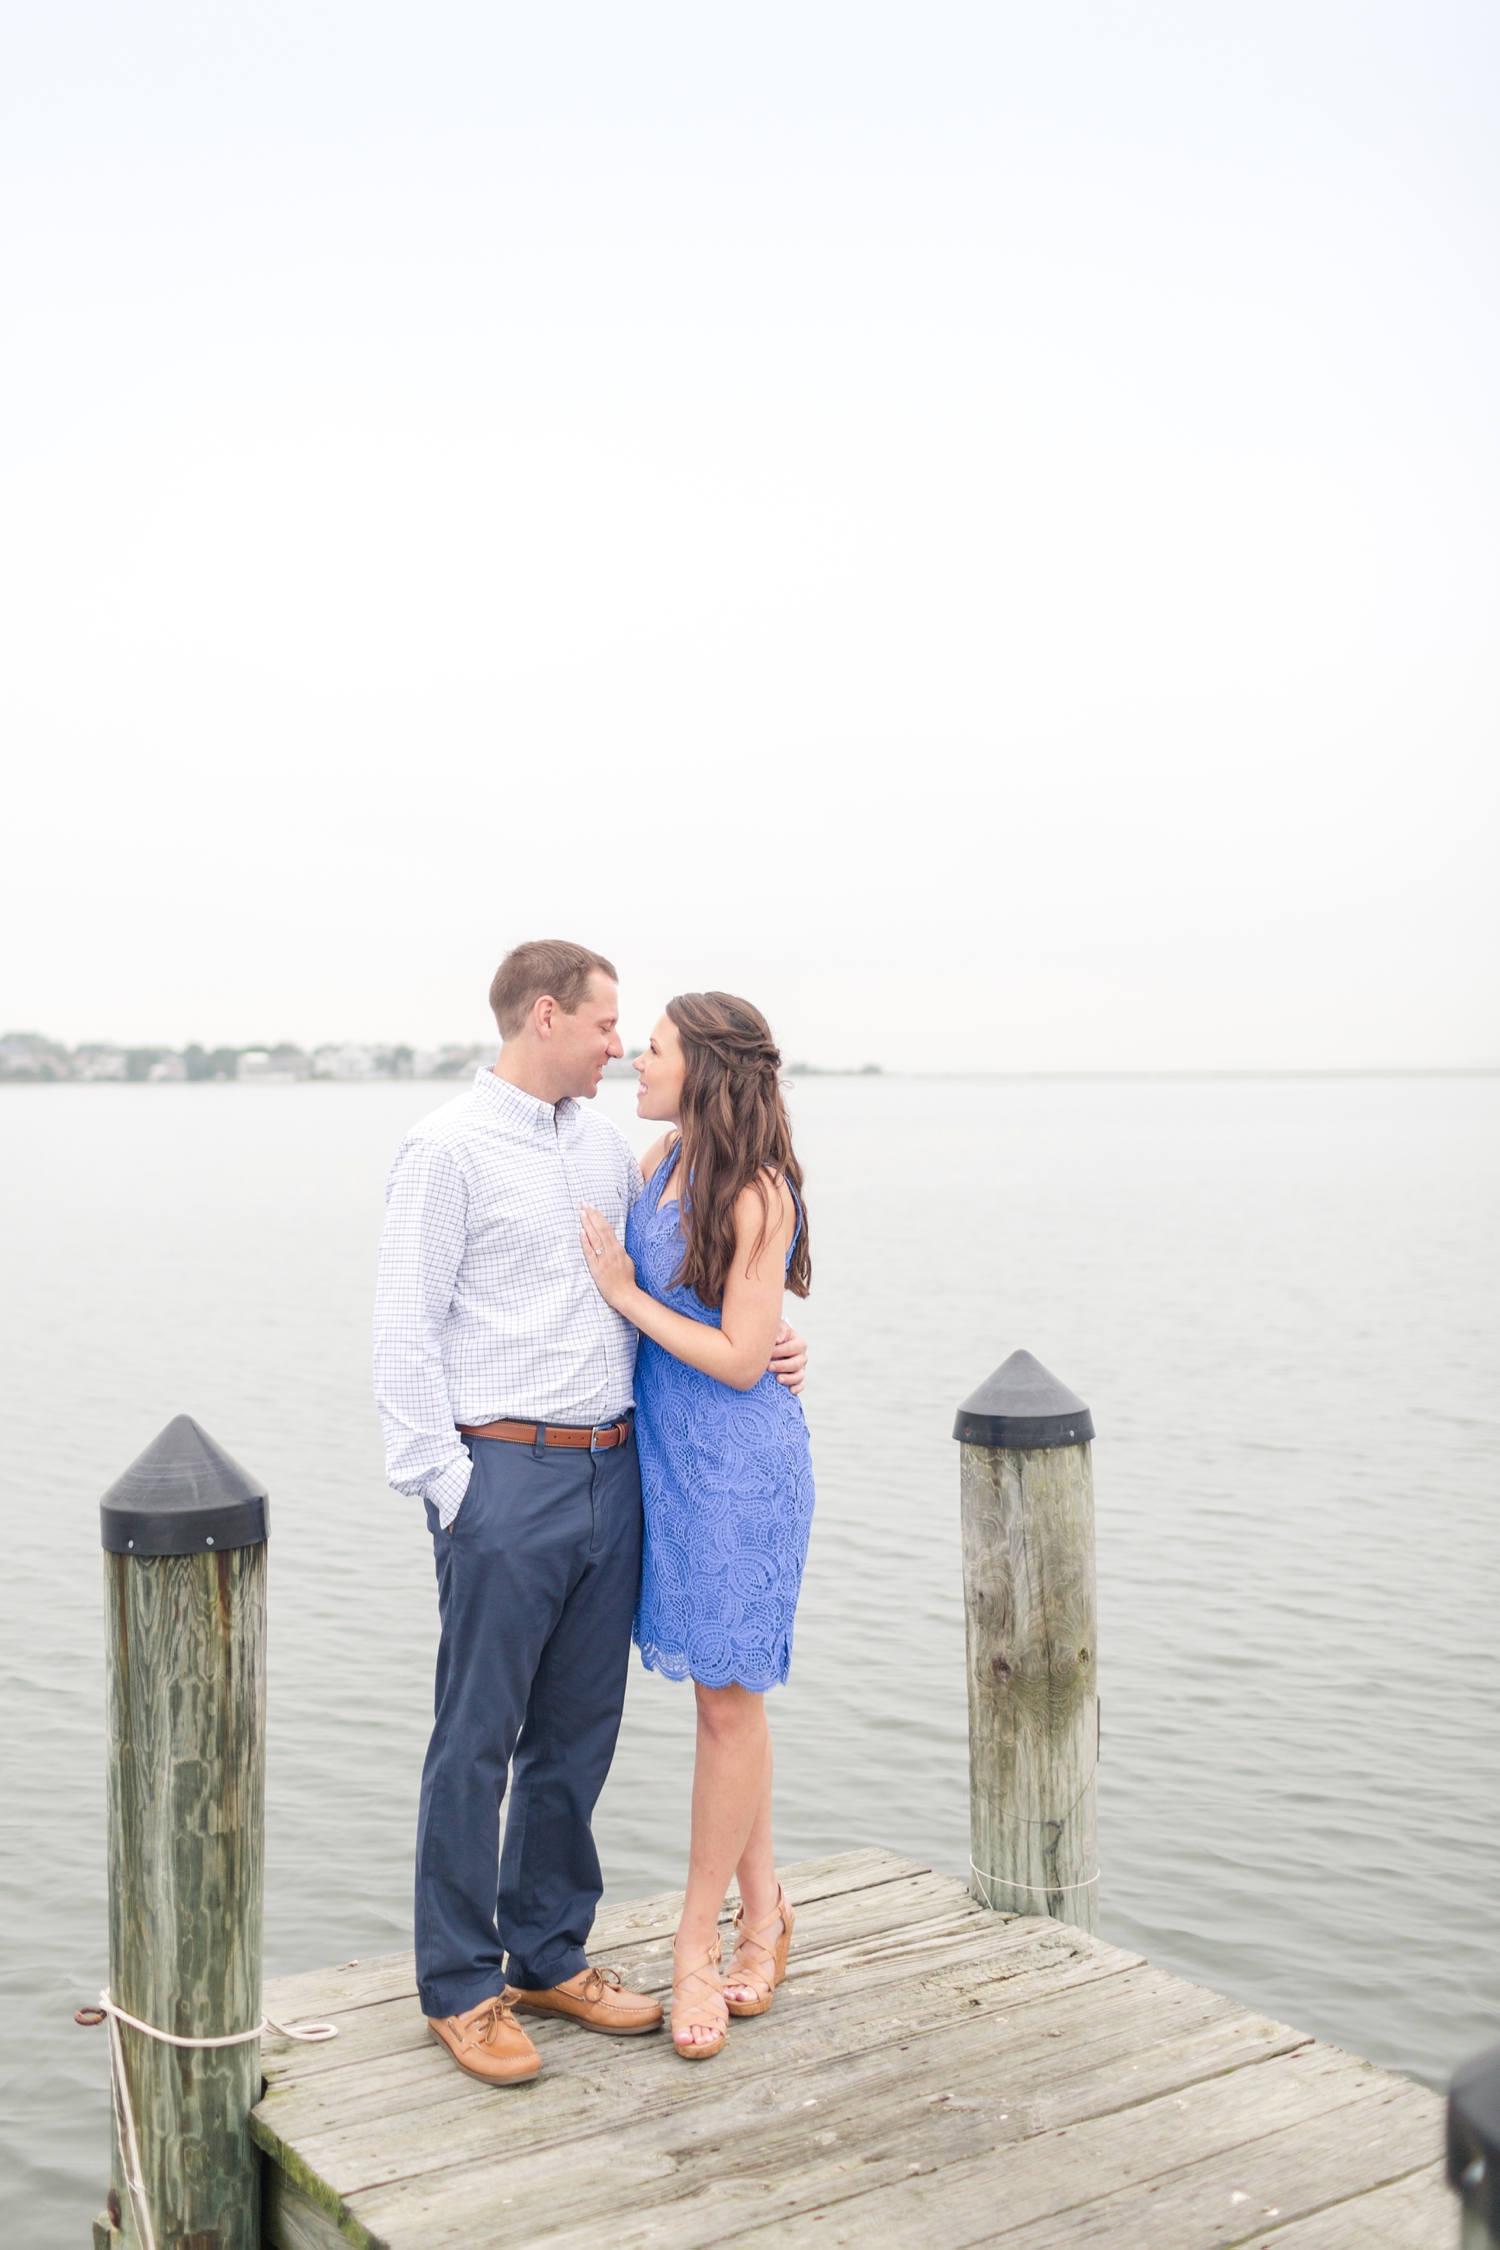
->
xmin=671 ymin=1934 xmax=728 ymax=2060
xmin=723 ymin=1884 xmax=795 ymax=2018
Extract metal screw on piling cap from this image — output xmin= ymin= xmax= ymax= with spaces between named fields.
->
xmin=952 ymin=1349 xmax=1095 ymax=1449
xmin=1449 ymin=2043 xmax=1500 ymax=2238
xmin=99 ymin=1414 xmax=269 ymax=1555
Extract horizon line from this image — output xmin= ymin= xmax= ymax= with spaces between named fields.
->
xmin=2 ymin=1062 xmax=1496 ymax=1086
xmin=2 ymin=1032 xmax=1496 ymax=1085
xmin=862 ymin=1066 xmax=1500 ymax=1082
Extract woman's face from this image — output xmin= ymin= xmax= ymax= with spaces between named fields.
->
xmin=634 ymin=1012 xmax=687 ymax=1123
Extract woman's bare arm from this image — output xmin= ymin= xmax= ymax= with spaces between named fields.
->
xmin=581 ymin=1177 xmax=797 ymax=1392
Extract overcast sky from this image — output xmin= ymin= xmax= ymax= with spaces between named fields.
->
xmin=2 ymin=2 xmax=1495 ymax=1070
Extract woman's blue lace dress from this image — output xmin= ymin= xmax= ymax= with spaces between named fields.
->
xmin=627 ymin=1144 xmax=815 ymax=1692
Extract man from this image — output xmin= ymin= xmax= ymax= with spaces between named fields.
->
xmin=374 ymin=939 xmax=807 ymax=2084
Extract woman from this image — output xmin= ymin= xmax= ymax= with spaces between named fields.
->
xmin=579 ymin=991 xmax=814 ymax=2060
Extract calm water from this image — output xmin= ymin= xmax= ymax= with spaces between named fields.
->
xmin=1 ymin=1073 xmax=1496 ymax=2245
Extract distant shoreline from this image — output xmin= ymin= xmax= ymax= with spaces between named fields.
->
xmin=1 ymin=1031 xmax=1491 ymax=1089
xmin=0 ymin=1034 xmax=489 ymax=1085
xmin=0 ymin=1033 xmax=896 ymax=1086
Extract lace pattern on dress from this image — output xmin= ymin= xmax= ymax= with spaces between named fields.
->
xmin=627 ymin=1144 xmax=815 ymax=1692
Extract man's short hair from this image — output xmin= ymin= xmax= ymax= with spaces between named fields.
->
xmin=488 ymin=940 xmax=619 ymax=1038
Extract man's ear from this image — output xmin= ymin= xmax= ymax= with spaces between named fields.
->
xmin=532 ymin=994 xmax=558 ymax=1040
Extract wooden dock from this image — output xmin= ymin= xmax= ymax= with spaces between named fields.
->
xmin=252 ymin=1848 xmax=1450 ymax=2250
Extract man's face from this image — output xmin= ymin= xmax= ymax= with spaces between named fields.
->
xmin=548 ymin=974 xmax=624 ymax=1098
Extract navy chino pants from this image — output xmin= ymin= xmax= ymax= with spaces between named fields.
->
xmin=415 ymin=1428 xmax=642 ymax=2020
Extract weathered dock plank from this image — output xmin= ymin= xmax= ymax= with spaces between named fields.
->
xmin=1236 ymin=2164 xmax=1451 ymax=2247
xmin=720 ymin=2053 xmax=1438 ymax=2250
xmin=254 ymin=1850 xmax=1447 ymax=2250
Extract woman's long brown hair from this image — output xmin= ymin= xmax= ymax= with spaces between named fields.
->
xmin=666 ymin=991 xmax=811 ymax=1308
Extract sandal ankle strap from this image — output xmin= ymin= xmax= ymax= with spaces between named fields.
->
xmin=672 ymin=1935 xmax=723 ymax=1994
xmin=731 ymin=1885 xmax=789 ymax=1947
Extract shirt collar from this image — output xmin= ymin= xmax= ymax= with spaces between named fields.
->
xmin=473 ymin=1065 xmax=578 ymax=1137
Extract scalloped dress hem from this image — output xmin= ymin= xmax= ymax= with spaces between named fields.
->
xmin=634 ymin=1636 xmax=793 ymax=1695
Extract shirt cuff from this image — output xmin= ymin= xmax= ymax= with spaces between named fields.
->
xmin=428 ymin=1450 xmax=474 ymax=1530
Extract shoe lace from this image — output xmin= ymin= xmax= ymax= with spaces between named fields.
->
xmin=464 ymin=1995 xmax=518 ymax=2046
xmin=581 ymin=1966 xmax=623 ymax=2003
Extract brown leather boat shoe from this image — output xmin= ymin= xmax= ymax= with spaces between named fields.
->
xmin=427 ymin=1994 xmax=541 ymax=2084
xmin=510 ymin=1965 xmax=663 ymax=2036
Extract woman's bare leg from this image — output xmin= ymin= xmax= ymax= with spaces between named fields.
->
xmin=674 ymin=1683 xmax=769 ymax=2047
xmin=722 ymin=1734 xmax=779 ymax=2005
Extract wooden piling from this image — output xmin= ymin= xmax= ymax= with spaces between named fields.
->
xmin=94 ymin=1416 xmax=269 ymax=2250
xmin=954 ymin=1349 xmax=1098 ymax=1933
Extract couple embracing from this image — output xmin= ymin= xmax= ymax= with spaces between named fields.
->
xmin=374 ymin=938 xmax=815 ymax=2080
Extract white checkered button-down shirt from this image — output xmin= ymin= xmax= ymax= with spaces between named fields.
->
xmin=374 ymin=1068 xmax=642 ymax=1525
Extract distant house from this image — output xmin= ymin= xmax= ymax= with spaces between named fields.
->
xmin=307 ymin=1043 xmax=423 ymax=1080
xmin=412 ymin=1044 xmax=488 ymax=1079
xmin=237 ymin=1051 xmax=300 ymax=1085
xmin=310 ymin=1043 xmax=386 ymax=1080
xmin=148 ymin=1055 xmax=188 ymax=1083
xmin=72 ymin=1046 xmax=129 ymax=1082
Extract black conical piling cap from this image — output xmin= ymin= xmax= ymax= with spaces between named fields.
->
xmin=100 ymin=1415 xmax=269 ymax=1555
xmin=1449 ymin=2044 xmax=1500 ymax=2238
xmin=953 ymin=1349 xmax=1094 ymax=1449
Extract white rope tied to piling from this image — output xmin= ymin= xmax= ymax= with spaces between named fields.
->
xmin=970 ymin=1859 xmax=1101 ymax=1902
xmin=78 ymin=1988 xmax=337 ymax=2250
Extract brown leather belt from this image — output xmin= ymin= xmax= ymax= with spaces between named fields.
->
xmin=458 ymin=1416 xmax=633 ymax=1452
